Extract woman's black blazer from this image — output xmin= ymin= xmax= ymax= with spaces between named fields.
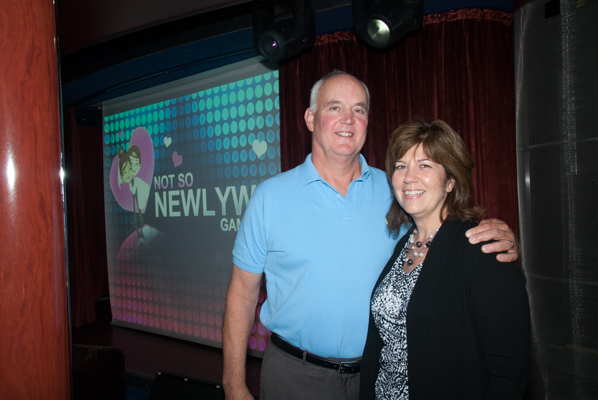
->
xmin=360 ymin=219 xmax=530 ymax=400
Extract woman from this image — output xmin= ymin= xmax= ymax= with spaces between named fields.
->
xmin=360 ymin=118 xmax=530 ymax=399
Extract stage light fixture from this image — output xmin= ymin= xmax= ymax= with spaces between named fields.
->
xmin=353 ymin=0 xmax=423 ymax=50
xmin=253 ymin=0 xmax=315 ymax=62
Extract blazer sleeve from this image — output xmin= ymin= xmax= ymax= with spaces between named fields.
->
xmin=467 ymin=245 xmax=531 ymax=400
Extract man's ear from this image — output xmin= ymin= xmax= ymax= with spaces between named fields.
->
xmin=304 ymin=108 xmax=314 ymax=132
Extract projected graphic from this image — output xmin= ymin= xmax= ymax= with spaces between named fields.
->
xmin=103 ymin=64 xmax=279 ymax=352
xmin=110 ymin=127 xmax=154 ymax=241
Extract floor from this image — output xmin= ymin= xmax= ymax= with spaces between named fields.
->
xmin=72 ymin=320 xmax=262 ymax=398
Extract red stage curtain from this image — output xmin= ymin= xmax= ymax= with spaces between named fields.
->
xmin=64 ymin=108 xmax=109 ymax=327
xmin=280 ymin=9 xmax=519 ymax=235
xmin=67 ymin=9 xmax=518 ymax=326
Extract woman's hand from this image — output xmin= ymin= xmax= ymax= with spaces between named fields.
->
xmin=466 ymin=218 xmax=520 ymax=262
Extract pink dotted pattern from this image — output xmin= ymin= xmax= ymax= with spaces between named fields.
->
xmin=107 ymin=229 xmax=270 ymax=352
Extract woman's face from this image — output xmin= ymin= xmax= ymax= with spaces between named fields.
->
xmin=121 ymin=161 xmax=133 ymax=183
xmin=392 ymin=144 xmax=455 ymax=225
xmin=130 ymin=154 xmax=140 ymax=176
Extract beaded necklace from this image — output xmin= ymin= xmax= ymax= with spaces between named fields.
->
xmin=406 ymin=228 xmax=439 ymax=266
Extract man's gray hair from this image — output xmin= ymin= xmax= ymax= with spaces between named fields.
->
xmin=309 ymin=70 xmax=370 ymax=113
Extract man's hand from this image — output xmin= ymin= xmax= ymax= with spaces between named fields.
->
xmin=222 ymin=266 xmax=262 ymax=400
xmin=465 ymin=218 xmax=520 ymax=263
xmin=224 ymin=385 xmax=255 ymax=400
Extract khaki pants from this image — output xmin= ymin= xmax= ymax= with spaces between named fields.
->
xmin=260 ymin=340 xmax=361 ymax=400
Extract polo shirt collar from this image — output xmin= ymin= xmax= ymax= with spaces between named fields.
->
xmin=299 ymin=153 xmax=372 ymax=186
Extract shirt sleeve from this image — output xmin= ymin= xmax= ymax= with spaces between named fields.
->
xmin=232 ymin=185 xmax=269 ymax=274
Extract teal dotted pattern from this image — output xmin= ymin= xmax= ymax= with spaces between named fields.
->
xmin=102 ymin=71 xmax=280 ymax=347
xmin=103 ymin=71 xmax=281 ymax=188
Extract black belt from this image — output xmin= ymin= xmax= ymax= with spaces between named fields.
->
xmin=269 ymin=332 xmax=361 ymax=374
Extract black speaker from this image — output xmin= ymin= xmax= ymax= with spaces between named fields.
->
xmin=149 ymin=371 xmax=224 ymax=400
xmin=252 ymin=0 xmax=315 ymax=61
xmin=352 ymin=0 xmax=423 ymax=49
xmin=515 ymin=0 xmax=598 ymax=398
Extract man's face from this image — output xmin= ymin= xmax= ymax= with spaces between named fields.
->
xmin=304 ymin=74 xmax=369 ymax=160
xmin=130 ymin=154 xmax=140 ymax=176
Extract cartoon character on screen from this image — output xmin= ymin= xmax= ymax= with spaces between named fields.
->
xmin=118 ymin=145 xmax=150 ymax=239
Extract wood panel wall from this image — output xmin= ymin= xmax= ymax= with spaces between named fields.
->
xmin=0 ymin=0 xmax=70 ymax=398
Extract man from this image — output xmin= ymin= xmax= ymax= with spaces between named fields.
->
xmin=223 ymin=71 xmax=519 ymax=400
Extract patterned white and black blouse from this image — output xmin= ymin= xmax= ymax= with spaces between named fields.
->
xmin=370 ymin=240 xmax=424 ymax=400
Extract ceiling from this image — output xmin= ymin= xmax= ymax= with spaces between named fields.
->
xmin=57 ymin=0 xmax=517 ymax=55
xmin=56 ymin=0 xmax=517 ymax=108
xmin=56 ymin=0 xmax=344 ymax=55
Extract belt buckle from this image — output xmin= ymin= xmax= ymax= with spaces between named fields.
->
xmin=337 ymin=362 xmax=355 ymax=374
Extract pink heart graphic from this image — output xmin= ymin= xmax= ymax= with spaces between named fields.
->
xmin=172 ymin=151 xmax=183 ymax=167
xmin=109 ymin=127 xmax=155 ymax=213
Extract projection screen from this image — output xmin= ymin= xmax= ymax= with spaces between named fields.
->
xmin=102 ymin=58 xmax=279 ymax=353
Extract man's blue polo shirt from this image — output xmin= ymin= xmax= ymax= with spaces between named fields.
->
xmin=232 ymin=154 xmax=406 ymax=358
